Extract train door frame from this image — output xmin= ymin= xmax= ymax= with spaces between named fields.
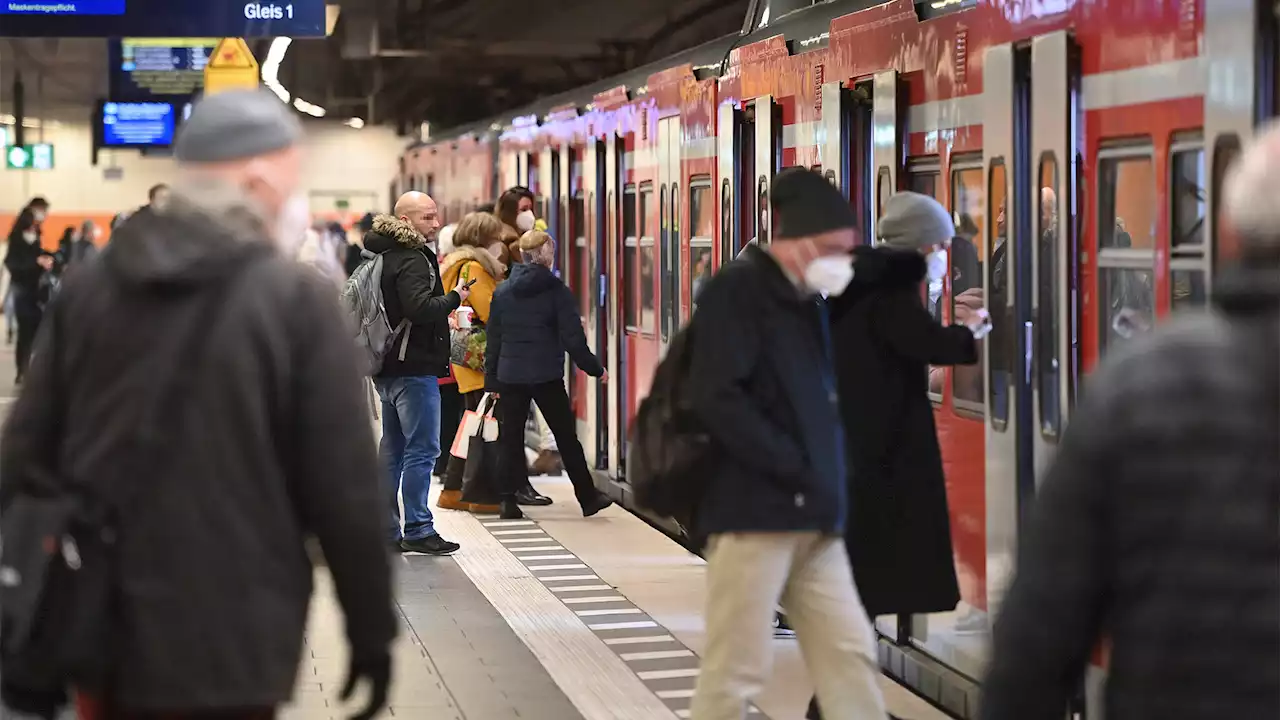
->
xmin=1029 ymin=31 xmax=1081 ymax=478
xmin=871 ymin=70 xmax=901 ymax=240
xmin=581 ymin=138 xmax=608 ymax=464
xmin=753 ymin=96 xmax=780 ymax=244
xmin=716 ymin=102 xmax=744 ymax=262
xmin=568 ymin=145 xmax=589 ymax=420
xmin=538 ymin=147 xmax=556 ymax=235
xmin=657 ymin=115 xmax=682 ymax=354
xmin=603 ymin=134 xmax=621 ymax=473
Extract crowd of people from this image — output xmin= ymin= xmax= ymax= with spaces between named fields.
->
xmin=0 ymin=86 xmax=1274 ymax=720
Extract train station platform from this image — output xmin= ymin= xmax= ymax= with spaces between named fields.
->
xmin=0 ymin=345 xmax=949 ymax=720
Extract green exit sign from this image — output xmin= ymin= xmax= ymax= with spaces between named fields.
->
xmin=6 ymin=144 xmax=54 ymax=170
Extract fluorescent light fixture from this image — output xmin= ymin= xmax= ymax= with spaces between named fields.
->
xmin=293 ymin=97 xmax=326 ymax=117
xmin=345 ymin=118 xmax=365 ymax=129
xmin=262 ymin=37 xmax=293 ymax=103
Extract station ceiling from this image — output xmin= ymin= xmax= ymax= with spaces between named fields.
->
xmin=285 ymin=0 xmax=753 ymax=133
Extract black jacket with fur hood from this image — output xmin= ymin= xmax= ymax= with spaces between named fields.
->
xmin=827 ymin=245 xmax=978 ymax=617
xmin=364 ymin=214 xmax=460 ymax=378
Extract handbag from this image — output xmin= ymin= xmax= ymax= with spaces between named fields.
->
xmin=0 ymin=246 xmax=267 ymax=708
xmin=449 ymin=392 xmax=499 ymax=460
xmin=460 ymin=395 xmax=503 ymax=506
xmin=448 ymin=263 xmax=487 ymax=372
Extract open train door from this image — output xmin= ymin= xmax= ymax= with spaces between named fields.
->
xmin=604 ymin=132 xmax=622 ymax=476
xmin=870 ymin=70 xmax=900 ymax=242
xmin=717 ymin=102 xmax=744 ymax=262
xmin=753 ymin=96 xmax=781 ymax=244
xmin=581 ymin=139 xmax=608 ymax=466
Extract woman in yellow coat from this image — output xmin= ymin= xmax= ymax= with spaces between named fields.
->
xmin=438 ymin=212 xmax=509 ymax=513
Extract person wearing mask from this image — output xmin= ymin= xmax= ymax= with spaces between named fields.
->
xmin=685 ymin=168 xmax=885 ymax=720
xmin=495 ymin=186 xmax=536 ymax=262
xmin=364 ymin=191 xmax=468 ymax=555
xmin=438 ymin=211 xmax=508 ymax=512
xmin=5 ymin=205 xmax=54 ymax=384
xmin=485 ymin=230 xmax=611 ymax=520
xmin=0 ymin=89 xmax=395 ymax=720
xmin=805 ymin=191 xmax=986 ymax=719
xmin=979 ymin=123 xmax=1280 ymax=720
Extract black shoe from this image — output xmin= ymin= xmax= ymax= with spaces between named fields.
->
xmin=515 ymin=486 xmax=553 ymax=506
xmin=580 ymin=493 xmax=613 ymax=517
xmin=499 ymin=498 xmax=525 ymax=520
xmin=389 ymin=540 xmax=407 ymax=554
xmin=400 ymin=534 xmax=460 ymax=555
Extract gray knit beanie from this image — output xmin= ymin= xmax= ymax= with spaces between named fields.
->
xmin=877 ymin=191 xmax=955 ymax=251
xmin=175 ymin=89 xmax=303 ymax=163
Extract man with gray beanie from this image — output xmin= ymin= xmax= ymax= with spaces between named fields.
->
xmin=686 ymin=167 xmax=886 ymax=719
xmin=979 ymin=124 xmax=1280 ymax=719
xmin=0 ymin=90 xmax=395 ymax=720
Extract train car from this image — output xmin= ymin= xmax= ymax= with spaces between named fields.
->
xmin=395 ymin=1 xmax=1278 ymax=717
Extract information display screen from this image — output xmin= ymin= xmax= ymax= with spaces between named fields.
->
xmin=0 ymin=1 xmax=325 ymax=37
xmin=109 ymin=38 xmax=216 ymax=101
xmin=101 ymin=101 xmax=175 ymax=147
xmin=0 ymin=0 xmax=125 ymax=14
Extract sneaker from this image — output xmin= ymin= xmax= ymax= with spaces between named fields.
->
xmin=400 ymin=534 xmax=460 ymax=555
xmin=773 ymin=612 xmax=796 ymax=639
xmin=580 ymin=493 xmax=613 ymax=517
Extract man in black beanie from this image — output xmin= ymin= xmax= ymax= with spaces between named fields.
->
xmin=685 ymin=167 xmax=886 ymax=719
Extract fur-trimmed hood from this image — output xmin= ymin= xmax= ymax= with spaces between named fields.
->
xmin=441 ymin=245 xmax=505 ymax=282
xmin=363 ymin=213 xmax=428 ymax=253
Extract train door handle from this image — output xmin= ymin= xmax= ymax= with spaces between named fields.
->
xmin=1024 ymin=320 xmax=1034 ymax=385
xmin=598 ymin=274 xmax=607 ymax=308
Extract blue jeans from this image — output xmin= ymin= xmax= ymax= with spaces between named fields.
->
xmin=376 ymin=376 xmax=441 ymax=542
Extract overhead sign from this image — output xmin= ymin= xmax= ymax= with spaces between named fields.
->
xmin=110 ymin=38 xmax=217 ymax=101
xmin=0 ymin=1 xmax=327 ymax=37
xmin=101 ymin=102 xmax=175 ymax=147
xmin=6 ymin=144 xmax=55 ymax=171
xmin=204 ymin=37 xmax=260 ymax=96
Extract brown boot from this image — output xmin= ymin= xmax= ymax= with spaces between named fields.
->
xmin=530 ymin=450 xmax=563 ymax=476
xmin=436 ymin=489 xmax=468 ymax=511
xmin=467 ymin=502 xmax=501 ymax=514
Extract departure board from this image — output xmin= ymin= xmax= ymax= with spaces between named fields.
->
xmin=0 ymin=0 xmax=125 ymax=13
xmin=109 ymin=38 xmax=216 ymax=101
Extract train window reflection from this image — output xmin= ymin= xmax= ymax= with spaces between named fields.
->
xmin=1171 ymin=148 xmax=1206 ymax=248
xmin=624 ymin=185 xmax=638 ymax=330
xmin=757 ymin=176 xmax=769 ymax=244
xmin=1099 ymin=155 xmax=1156 ymax=250
xmin=988 ymin=161 xmax=1010 ymax=427
xmin=571 ymin=193 xmax=586 ymax=305
xmin=690 ymin=181 xmax=714 ymax=309
xmin=1037 ymin=155 xmax=1061 ymax=438
xmin=720 ymin=179 xmax=733 ymax=261
xmin=876 ymin=167 xmax=892 ymax=220
xmin=1098 ymin=151 xmax=1156 ymax=352
xmin=1171 ymin=268 xmax=1208 ymax=312
xmin=950 ymin=166 xmax=985 ymax=408
xmin=908 ymin=168 xmax=940 ymax=202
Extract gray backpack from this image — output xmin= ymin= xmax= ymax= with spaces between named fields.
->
xmin=341 ymin=250 xmax=411 ymax=376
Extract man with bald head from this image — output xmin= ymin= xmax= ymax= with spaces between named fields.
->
xmin=364 ymin=191 xmax=469 ymax=555
xmin=0 ymin=89 xmax=394 ymax=719
xmin=980 ymin=126 xmax=1280 ymax=719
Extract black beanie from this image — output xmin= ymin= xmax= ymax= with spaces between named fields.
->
xmin=771 ymin=167 xmax=857 ymax=240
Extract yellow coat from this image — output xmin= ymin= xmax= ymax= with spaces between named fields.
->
xmin=440 ymin=246 xmax=505 ymax=394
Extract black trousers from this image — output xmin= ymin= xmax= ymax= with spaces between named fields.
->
xmin=443 ymin=388 xmax=482 ymax=490
xmin=436 ymin=381 xmax=464 ymax=478
xmin=497 ymin=380 xmax=598 ymax=504
xmin=14 ymin=298 xmax=41 ymax=380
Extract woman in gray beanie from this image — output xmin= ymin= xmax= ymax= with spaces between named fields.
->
xmin=808 ymin=189 xmax=991 ymax=720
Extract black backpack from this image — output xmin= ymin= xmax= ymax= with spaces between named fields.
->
xmin=628 ymin=325 xmax=714 ymax=539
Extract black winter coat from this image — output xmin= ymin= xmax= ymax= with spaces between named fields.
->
xmin=485 ymin=261 xmax=603 ymax=387
xmin=687 ymin=244 xmax=847 ymax=536
xmin=364 ymin=214 xmax=460 ymax=378
xmin=5 ymin=211 xmax=49 ymax=312
xmin=980 ymin=262 xmax=1280 ymax=720
xmin=828 ymin=245 xmax=976 ymax=616
xmin=0 ymin=193 xmax=397 ymax=708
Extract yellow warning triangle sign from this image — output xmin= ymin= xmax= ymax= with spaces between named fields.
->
xmin=209 ymin=37 xmax=258 ymax=71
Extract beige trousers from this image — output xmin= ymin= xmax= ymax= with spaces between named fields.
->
xmin=691 ymin=532 xmax=886 ymax=720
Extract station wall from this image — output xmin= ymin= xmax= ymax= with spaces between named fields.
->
xmin=0 ymin=118 xmax=409 ymax=247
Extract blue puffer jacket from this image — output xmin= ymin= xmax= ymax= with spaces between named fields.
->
xmin=485 ymin=262 xmax=603 ymax=387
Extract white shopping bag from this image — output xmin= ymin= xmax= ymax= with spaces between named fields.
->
xmin=450 ymin=393 xmax=499 ymax=459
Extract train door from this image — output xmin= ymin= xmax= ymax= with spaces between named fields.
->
xmin=538 ymin=147 xmax=556 ymax=234
xmin=568 ymin=147 xmax=588 ymax=420
xmin=871 ymin=71 xmax=900 ymax=242
xmin=983 ymin=33 xmax=1082 ymax=641
xmin=717 ymin=103 xmax=745 ymax=262
xmin=603 ymin=136 xmax=620 ymax=472
xmin=753 ymin=97 xmax=781 ymax=244
xmin=657 ymin=116 xmax=682 ymax=354
xmin=579 ymin=139 xmax=607 ymax=462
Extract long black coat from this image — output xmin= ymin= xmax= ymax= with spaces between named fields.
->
xmin=829 ymin=245 xmax=977 ymax=617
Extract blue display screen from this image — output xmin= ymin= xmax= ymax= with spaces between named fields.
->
xmin=109 ymin=38 xmax=217 ymax=101
xmin=101 ymin=101 xmax=175 ymax=147
xmin=0 ymin=1 xmax=324 ymax=36
xmin=0 ymin=0 xmax=125 ymax=14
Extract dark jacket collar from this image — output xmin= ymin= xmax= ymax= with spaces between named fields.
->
xmin=742 ymin=243 xmax=809 ymax=304
xmin=1214 ymin=262 xmax=1280 ymax=317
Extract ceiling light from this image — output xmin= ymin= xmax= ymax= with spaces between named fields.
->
xmin=262 ymin=38 xmax=293 ymax=103
xmin=293 ymin=97 xmax=326 ymax=117
xmin=345 ymin=117 xmax=365 ymax=129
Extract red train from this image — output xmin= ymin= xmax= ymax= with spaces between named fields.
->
xmin=396 ymin=1 xmax=1271 ymax=716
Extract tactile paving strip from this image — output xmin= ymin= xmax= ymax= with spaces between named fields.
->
xmin=476 ymin=518 xmax=766 ymax=719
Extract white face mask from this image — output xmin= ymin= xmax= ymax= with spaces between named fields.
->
xmin=515 ymin=210 xmax=536 ymax=233
xmin=276 ymin=192 xmax=311 ymax=257
xmin=22 ymin=230 xmax=37 ymax=244
xmin=804 ymin=255 xmax=854 ymax=296
xmin=927 ymin=249 xmax=948 ymax=283
xmin=32 ymin=211 xmax=46 ymax=223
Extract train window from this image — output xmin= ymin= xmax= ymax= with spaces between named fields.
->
xmin=1037 ymin=154 xmax=1061 ymax=439
xmin=824 ymin=169 xmax=838 ymax=188
xmin=950 ymin=165 xmax=985 ymax=409
xmin=1098 ymin=151 xmax=1156 ymax=351
xmin=988 ymin=160 xmax=1010 ymax=427
xmin=1171 ymin=268 xmax=1208 ymax=311
xmin=757 ymin=176 xmax=769 ymax=243
xmin=1170 ymin=147 xmax=1206 ymax=249
xmin=720 ymin=179 xmax=734 ymax=262
xmin=908 ymin=167 xmax=940 ymax=201
xmin=623 ymin=185 xmax=638 ymax=330
xmin=640 ymin=184 xmax=656 ymax=332
xmin=571 ymin=193 xmax=586 ymax=305
xmin=690 ymin=180 xmax=714 ymax=308
xmin=876 ymin=167 xmax=892 ymax=222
